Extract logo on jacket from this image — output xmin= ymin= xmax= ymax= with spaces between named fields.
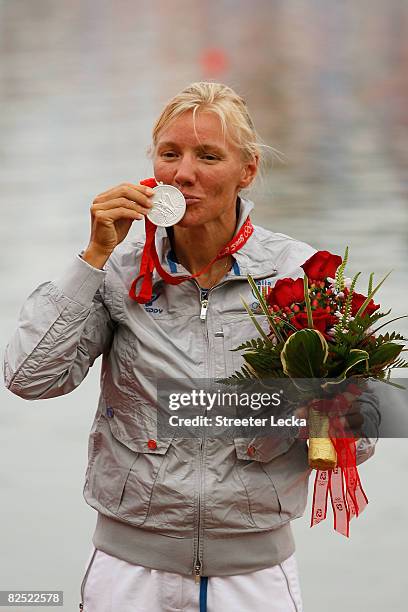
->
xmin=144 ymin=292 xmax=163 ymax=314
xmin=251 ymin=278 xmax=274 ymax=311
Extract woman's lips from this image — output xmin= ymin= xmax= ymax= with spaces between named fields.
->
xmin=183 ymin=196 xmax=201 ymax=205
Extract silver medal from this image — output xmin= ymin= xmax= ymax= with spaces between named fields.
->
xmin=147 ymin=183 xmax=186 ymax=227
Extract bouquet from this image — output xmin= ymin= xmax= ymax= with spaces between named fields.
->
xmin=227 ymin=249 xmax=408 ymax=535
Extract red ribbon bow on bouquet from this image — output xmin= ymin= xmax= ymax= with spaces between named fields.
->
xmin=310 ymin=386 xmax=369 ymax=537
xmin=129 ymin=178 xmax=254 ymax=304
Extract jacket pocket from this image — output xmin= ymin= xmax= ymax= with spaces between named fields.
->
xmin=253 ymin=438 xmax=311 ymax=522
xmin=232 ymin=436 xmax=283 ymax=529
xmin=234 ymin=435 xmax=296 ymax=463
xmin=232 ymin=436 xmax=308 ymax=529
xmin=222 ymin=314 xmax=269 ymax=378
xmin=84 ymin=413 xmax=174 ymax=527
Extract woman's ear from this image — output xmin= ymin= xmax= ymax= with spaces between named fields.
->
xmin=238 ymin=154 xmax=259 ymax=189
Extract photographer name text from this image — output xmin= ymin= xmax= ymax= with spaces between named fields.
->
xmin=168 ymin=415 xmax=306 ymax=427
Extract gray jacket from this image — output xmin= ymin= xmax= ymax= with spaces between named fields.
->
xmin=3 ymin=197 xmax=378 ymax=578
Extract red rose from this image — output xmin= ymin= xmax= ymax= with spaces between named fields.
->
xmin=292 ymin=308 xmax=337 ymax=337
xmin=267 ymin=278 xmax=304 ymax=309
xmin=301 ymin=251 xmax=342 ymax=281
xmin=344 ymin=289 xmax=380 ymax=317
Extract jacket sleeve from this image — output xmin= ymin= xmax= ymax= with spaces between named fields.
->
xmin=3 ymin=255 xmax=115 ymax=400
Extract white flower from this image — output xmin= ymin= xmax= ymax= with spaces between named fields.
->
xmin=327 ymin=328 xmax=336 ymax=336
xmin=337 ymin=292 xmax=344 ymax=299
xmin=344 ymin=278 xmax=352 ymax=289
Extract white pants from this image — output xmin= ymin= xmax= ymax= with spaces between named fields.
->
xmin=80 ymin=545 xmax=303 ymax=612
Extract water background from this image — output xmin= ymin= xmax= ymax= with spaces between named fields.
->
xmin=1 ymin=1 xmax=407 ymax=610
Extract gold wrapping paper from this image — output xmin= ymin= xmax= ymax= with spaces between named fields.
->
xmin=308 ymin=407 xmax=337 ymax=469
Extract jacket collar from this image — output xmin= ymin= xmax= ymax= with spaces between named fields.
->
xmin=153 ymin=196 xmax=278 ymax=282
xmin=231 ymin=197 xmax=278 ymax=278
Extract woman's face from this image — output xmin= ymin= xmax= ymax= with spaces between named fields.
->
xmin=153 ymin=110 xmax=258 ymax=228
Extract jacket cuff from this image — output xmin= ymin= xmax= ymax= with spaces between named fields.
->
xmin=51 ymin=255 xmax=106 ymax=308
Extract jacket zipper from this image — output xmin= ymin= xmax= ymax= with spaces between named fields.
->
xmin=199 ymin=288 xmax=209 ymax=321
xmin=194 ymin=437 xmax=204 ymax=583
xmin=192 ymin=276 xmax=277 ymax=582
xmin=194 ymin=281 xmax=246 ymax=582
xmin=194 ymin=559 xmax=202 ymax=583
xmin=194 ymin=286 xmax=210 ymax=583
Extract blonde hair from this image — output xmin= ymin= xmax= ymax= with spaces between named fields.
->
xmin=151 ymin=82 xmax=281 ymax=170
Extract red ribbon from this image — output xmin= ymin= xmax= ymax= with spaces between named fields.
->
xmin=129 ymin=178 xmax=254 ymax=304
xmin=310 ymin=393 xmax=369 ymax=537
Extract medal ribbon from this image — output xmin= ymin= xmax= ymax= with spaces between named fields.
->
xmin=129 ymin=178 xmax=254 ymax=304
xmin=310 ymin=391 xmax=369 ymax=537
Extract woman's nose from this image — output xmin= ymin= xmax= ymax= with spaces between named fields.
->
xmin=173 ymin=154 xmax=196 ymax=186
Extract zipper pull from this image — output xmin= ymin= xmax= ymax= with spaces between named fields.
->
xmin=194 ymin=559 xmax=202 ymax=584
xmin=200 ymin=289 xmax=209 ymax=321
xmin=200 ymin=299 xmax=208 ymax=321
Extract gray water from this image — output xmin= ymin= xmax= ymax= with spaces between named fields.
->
xmin=1 ymin=1 xmax=407 ymax=610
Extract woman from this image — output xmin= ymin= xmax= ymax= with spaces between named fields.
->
xmin=4 ymin=82 xmax=377 ymax=612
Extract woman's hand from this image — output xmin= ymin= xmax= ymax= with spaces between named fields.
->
xmin=82 ymin=182 xmax=154 ymax=268
xmin=328 ymin=393 xmax=365 ymax=440
xmin=295 ymin=391 xmax=365 ymax=441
